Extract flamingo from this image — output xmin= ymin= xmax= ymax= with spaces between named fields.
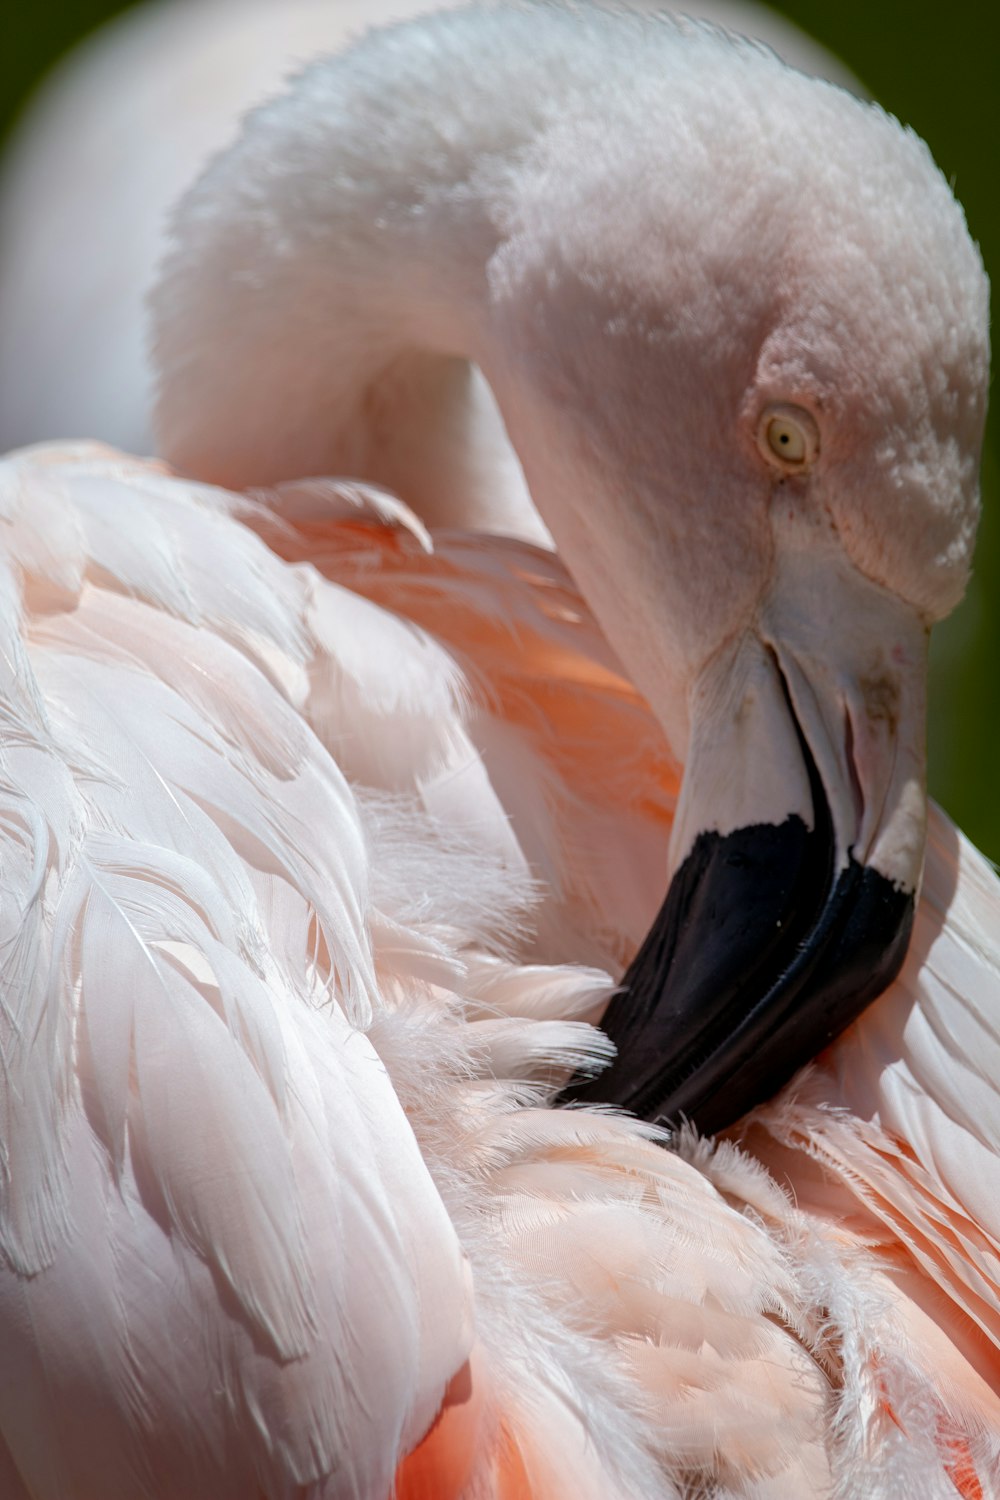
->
xmin=0 ymin=4 xmax=996 ymax=1497
xmin=0 ymin=0 xmax=860 ymax=463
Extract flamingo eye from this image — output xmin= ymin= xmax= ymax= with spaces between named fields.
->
xmin=758 ymin=405 xmax=819 ymax=471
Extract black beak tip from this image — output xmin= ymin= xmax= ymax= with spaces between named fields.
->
xmin=558 ymin=817 xmax=915 ymax=1137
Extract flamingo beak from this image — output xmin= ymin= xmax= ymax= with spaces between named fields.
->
xmin=562 ymin=554 xmax=928 ymax=1134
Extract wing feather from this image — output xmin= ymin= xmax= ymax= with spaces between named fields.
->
xmin=0 ymin=446 xmax=474 ymax=1499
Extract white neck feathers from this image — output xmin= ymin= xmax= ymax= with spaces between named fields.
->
xmin=153 ymin=5 xmax=619 ymax=533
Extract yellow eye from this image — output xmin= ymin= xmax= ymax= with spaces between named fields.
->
xmin=757 ymin=404 xmax=819 ymax=471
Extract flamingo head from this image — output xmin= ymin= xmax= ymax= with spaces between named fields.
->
xmin=476 ymin=31 xmax=989 ymax=1128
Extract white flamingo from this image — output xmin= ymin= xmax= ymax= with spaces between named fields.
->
xmin=0 ymin=6 xmax=996 ymax=1498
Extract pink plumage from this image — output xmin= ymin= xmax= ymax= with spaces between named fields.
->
xmin=0 ymin=4 xmax=996 ymax=1496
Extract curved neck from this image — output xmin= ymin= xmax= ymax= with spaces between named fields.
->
xmin=150 ymin=6 xmax=766 ymax=739
xmin=152 ymin=6 xmax=629 ymax=539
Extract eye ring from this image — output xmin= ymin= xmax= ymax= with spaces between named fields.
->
xmin=756 ymin=403 xmax=820 ymax=472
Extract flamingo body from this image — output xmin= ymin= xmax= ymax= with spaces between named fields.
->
xmin=0 ymin=443 xmax=996 ymax=1496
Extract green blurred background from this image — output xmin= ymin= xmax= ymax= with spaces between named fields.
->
xmin=2 ymin=2 xmax=998 ymax=859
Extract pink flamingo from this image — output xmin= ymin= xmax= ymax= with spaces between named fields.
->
xmin=0 ymin=6 xmax=994 ymax=1496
